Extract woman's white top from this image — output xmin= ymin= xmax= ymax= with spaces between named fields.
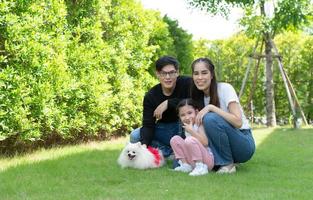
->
xmin=203 ymin=82 xmax=250 ymax=130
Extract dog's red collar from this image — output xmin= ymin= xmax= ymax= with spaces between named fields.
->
xmin=147 ymin=146 xmax=161 ymax=166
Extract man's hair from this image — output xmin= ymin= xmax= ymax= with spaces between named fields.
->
xmin=155 ymin=56 xmax=180 ymax=71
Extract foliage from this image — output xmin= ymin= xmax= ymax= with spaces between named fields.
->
xmin=274 ymin=32 xmax=313 ymax=121
xmin=193 ymin=32 xmax=313 ymax=123
xmin=163 ymin=15 xmax=194 ymax=75
xmin=0 ymin=0 xmax=174 ymax=143
xmin=187 ymin=0 xmax=254 ymax=17
xmin=146 ymin=11 xmax=176 ymax=75
xmin=1 ymin=0 xmax=312 ymax=147
xmin=240 ymin=0 xmax=313 ymax=38
xmin=189 ymin=0 xmax=313 ymax=126
xmin=1 ymin=0 xmax=72 ymax=140
xmin=188 ymin=0 xmax=313 ymax=38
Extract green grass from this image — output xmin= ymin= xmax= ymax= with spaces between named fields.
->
xmin=1 ymin=127 xmax=313 ymax=200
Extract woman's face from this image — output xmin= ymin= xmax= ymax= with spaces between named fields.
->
xmin=192 ymin=61 xmax=212 ymax=95
xmin=178 ymin=105 xmax=197 ymax=124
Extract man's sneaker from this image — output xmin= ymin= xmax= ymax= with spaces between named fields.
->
xmin=216 ymin=164 xmax=236 ymax=174
xmin=189 ymin=162 xmax=208 ymax=176
xmin=174 ymin=160 xmax=192 ymax=173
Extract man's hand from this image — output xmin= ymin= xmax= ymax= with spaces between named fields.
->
xmin=153 ymin=100 xmax=168 ymax=121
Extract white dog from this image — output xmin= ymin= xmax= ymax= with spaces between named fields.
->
xmin=117 ymin=142 xmax=165 ymax=169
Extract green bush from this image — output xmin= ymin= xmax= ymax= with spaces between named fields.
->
xmin=0 ymin=0 xmax=166 ymax=145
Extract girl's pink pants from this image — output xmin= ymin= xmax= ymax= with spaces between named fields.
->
xmin=170 ymin=135 xmax=214 ymax=170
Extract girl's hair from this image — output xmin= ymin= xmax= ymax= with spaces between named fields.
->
xmin=176 ymin=98 xmax=200 ymax=114
xmin=190 ymin=58 xmax=220 ymax=108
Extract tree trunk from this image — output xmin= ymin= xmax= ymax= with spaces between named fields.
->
xmin=264 ymin=33 xmax=277 ymax=127
xmin=260 ymin=1 xmax=276 ymax=127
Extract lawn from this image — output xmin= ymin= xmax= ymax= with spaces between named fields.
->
xmin=1 ymin=127 xmax=312 ymax=200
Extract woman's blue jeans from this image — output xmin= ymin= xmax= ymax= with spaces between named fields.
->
xmin=203 ymin=112 xmax=255 ymax=166
xmin=130 ymin=122 xmax=181 ymax=158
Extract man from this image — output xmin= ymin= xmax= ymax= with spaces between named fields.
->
xmin=130 ymin=56 xmax=191 ymax=157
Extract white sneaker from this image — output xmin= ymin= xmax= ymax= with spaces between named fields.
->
xmin=189 ymin=162 xmax=208 ymax=176
xmin=174 ymin=160 xmax=192 ymax=173
xmin=216 ymin=164 xmax=236 ymax=174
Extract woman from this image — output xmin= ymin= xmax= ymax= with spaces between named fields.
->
xmin=190 ymin=58 xmax=255 ymax=174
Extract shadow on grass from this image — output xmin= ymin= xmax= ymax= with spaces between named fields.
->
xmin=0 ymin=147 xmax=129 ymax=199
xmin=1 ymin=128 xmax=313 ymax=200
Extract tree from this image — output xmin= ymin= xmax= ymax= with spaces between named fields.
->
xmin=188 ymin=0 xmax=313 ymax=126
xmin=163 ymin=15 xmax=194 ymax=75
xmin=193 ymin=32 xmax=313 ymax=125
xmin=146 ymin=12 xmax=176 ymax=76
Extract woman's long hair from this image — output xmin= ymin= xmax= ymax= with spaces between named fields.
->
xmin=190 ymin=58 xmax=220 ymax=108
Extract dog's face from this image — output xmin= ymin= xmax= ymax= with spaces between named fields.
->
xmin=123 ymin=142 xmax=143 ymax=161
xmin=127 ymin=148 xmax=137 ymax=160
xmin=118 ymin=142 xmax=164 ymax=169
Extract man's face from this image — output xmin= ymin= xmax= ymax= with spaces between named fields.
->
xmin=156 ymin=64 xmax=178 ymax=92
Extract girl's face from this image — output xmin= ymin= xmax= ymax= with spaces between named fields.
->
xmin=192 ymin=61 xmax=212 ymax=96
xmin=178 ymin=105 xmax=198 ymax=124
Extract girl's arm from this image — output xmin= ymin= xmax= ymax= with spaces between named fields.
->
xmin=183 ymin=123 xmax=208 ymax=146
xmin=195 ymin=102 xmax=243 ymax=128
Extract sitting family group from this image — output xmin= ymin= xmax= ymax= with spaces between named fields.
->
xmin=127 ymin=56 xmax=255 ymax=176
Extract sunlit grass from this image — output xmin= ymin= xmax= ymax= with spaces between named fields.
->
xmin=1 ymin=127 xmax=312 ymax=200
xmin=251 ymin=127 xmax=275 ymax=146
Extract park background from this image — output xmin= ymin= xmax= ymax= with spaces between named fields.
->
xmin=1 ymin=1 xmax=313 ymax=199
xmin=0 ymin=0 xmax=312 ymax=154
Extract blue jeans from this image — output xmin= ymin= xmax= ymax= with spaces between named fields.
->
xmin=202 ymin=112 xmax=255 ymax=166
xmin=130 ymin=122 xmax=181 ymax=158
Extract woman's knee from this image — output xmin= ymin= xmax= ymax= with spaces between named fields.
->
xmin=203 ymin=112 xmax=223 ymax=128
xmin=202 ymin=113 xmax=228 ymax=141
xmin=234 ymin=142 xmax=256 ymax=163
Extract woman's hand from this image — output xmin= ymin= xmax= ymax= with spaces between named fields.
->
xmin=197 ymin=102 xmax=243 ymax=128
xmin=195 ymin=104 xmax=216 ymax=126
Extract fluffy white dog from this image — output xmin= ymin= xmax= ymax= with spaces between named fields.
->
xmin=117 ymin=142 xmax=165 ymax=169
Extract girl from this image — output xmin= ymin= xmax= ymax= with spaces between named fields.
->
xmin=190 ymin=57 xmax=255 ymax=174
xmin=170 ymin=98 xmax=214 ymax=176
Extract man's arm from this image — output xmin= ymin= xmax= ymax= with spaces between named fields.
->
xmin=140 ymin=94 xmax=156 ymax=146
xmin=167 ymin=76 xmax=192 ymax=109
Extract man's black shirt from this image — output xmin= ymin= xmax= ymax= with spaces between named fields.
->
xmin=140 ymin=76 xmax=191 ymax=145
